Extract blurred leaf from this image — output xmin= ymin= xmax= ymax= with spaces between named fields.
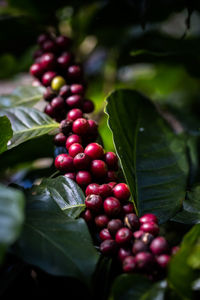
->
xmin=0 ymin=106 xmax=59 ymax=150
xmin=0 ymin=116 xmax=13 ymax=154
xmin=106 ymin=89 xmax=188 ymax=222
xmin=0 ymin=184 xmax=25 ymax=263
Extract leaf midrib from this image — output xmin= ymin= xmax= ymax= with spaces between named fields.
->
xmin=13 ymin=123 xmax=59 ymax=135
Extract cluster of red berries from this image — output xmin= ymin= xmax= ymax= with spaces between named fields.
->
xmin=30 ymin=32 xmax=179 ymax=279
xmin=30 ymin=32 xmax=94 ymax=122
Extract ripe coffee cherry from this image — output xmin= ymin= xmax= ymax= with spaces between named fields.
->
xmin=132 ymin=240 xmax=148 ymax=254
xmin=122 ymin=203 xmax=135 ymax=214
xmin=43 ymin=87 xmax=56 ymax=101
xmin=56 ymin=35 xmax=71 ymax=49
xmin=40 ymin=53 xmax=55 ymax=70
xmin=42 ymin=40 xmax=57 ymax=53
xmin=99 ymin=184 xmax=112 ymax=198
xmin=30 ymin=63 xmax=44 ymax=78
xmin=68 ymin=143 xmax=84 ymax=157
xmin=66 ymin=95 xmax=83 ymax=108
xmin=67 ymin=108 xmax=83 ymax=121
xmin=33 ymin=49 xmax=43 ymax=59
xmin=76 ymin=171 xmax=92 ymax=187
xmin=124 ymin=213 xmax=140 ymax=231
xmin=67 ymin=65 xmax=82 ymax=80
xmin=85 ymin=183 xmax=100 ymax=196
xmin=82 ymin=99 xmax=94 ymax=113
xmin=37 ymin=33 xmax=50 ymax=45
xmin=139 ymin=213 xmax=158 ymax=224
xmin=51 ymin=76 xmax=66 ymax=91
xmin=99 ymin=228 xmax=112 ymax=241
xmin=51 ymin=96 xmax=65 ymax=111
xmin=55 ymin=154 xmax=74 ymax=172
xmin=57 ymin=53 xmax=72 ymax=69
xmin=156 ymin=254 xmax=170 ymax=268
xmin=140 ymin=233 xmax=154 ymax=245
xmin=60 ymin=119 xmax=73 ymax=136
xmin=107 ymin=219 xmax=123 ymax=236
xmin=104 ymin=197 xmax=121 ymax=216
xmin=64 ymin=172 xmax=76 ymax=181
xmin=59 ymin=85 xmax=71 ymax=98
xmin=118 ymin=247 xmax=132 ymax=262
xmin=95 ymin=214 xmax=109 ymax=228
xmin=107 ymin=171 xmax=118 ymax=182
xmin=122 ymin=256 xmax=137 ymax=273
xmin=133 ymin=230 xmax=144 ymax=239
xmin=140 ymin=222 xmax=159 ymax=236
xmin=85 ymin=194 xmax=103 ymax=212
xmin=108 ymin=182 xmax=117 ymax=189
xmin=104 ymin=152 xmax=118 ymax=170
xmin=100 ymin=239 xmax=117 ymax=256
xmin=42 ymin=71 xmax=57 ymax=86
xmin=135 ymin=252 xmax=154 ymax=270
xmin=150 ymin=237 xmax=169 ymax=255
xmin=91 ymin=160 xmax=108 ymax=178
xmin=54 ymin=133 xmax=66 ymax=146
xmin=44 ymin=103 xmax=54 ymax=117
xmin=113 ymin=183 xmax=130 ymax=201
xmin=88 ymin=120 xmax=98 ymax=137
xmin=84 ymin=143 xmax=104 ymax=159
xmin=66 ymin=134 xmax=82 ymax=149
xmin=74 ymin=153 xmax=91 ymax=170
xmin=81 ymin=209 xmax=93 ymax=223
xmin=115 ymin=227 xmax=132 ymax=245
xmin=70 ymin=84 xmax=84 ymax=95
xmin=72 ymin=118 xmax=89 ymax=135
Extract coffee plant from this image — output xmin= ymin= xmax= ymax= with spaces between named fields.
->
xmin=1 ymin=1 xmax=200 ymax=299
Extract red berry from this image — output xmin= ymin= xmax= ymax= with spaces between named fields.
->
xmin=99 ymin=184 xmax=112 ymax=198
xmin=135 ymin=252 xmax=154 ymax=270
xmin=66 ymin=95 xmax=83 ymax=108
xmin=139 ymin=213 xmax=158 ymax=224
xmin=91 ymin=160 xmax=108 ymax=178
xmin=55 ymin=154 xmax=74 ymax=172
xmin=104 ymin=152 xmax=118 ymax=170
xmin=140 ymin=222 xmax=159 ymax=236
xmin=115 ymin=227 xmax=132 ymax=245
xmin=59 ymin=85 xmax=71 ymax=98
xmin=76 ymin=171 xmax=92 ymax=187
xmin=72 ymin=118 xmax=89 ymax=135
xmin=82 ymin=99 xmax=94 ymax=113
xmin=81 ymin=209 xmax=93 ymax=223
xmin=67 ymin=108 xmax=83 ymax=121
xmin=67 ymin=65 xmax=82 ymax=80
xmin=104 ymin=197 xmax=121 ymax=216
xmin=85 ymin=183 xmax=100 ymax=196
xmin=64 ymin=172 xmax=76 ymax=181
xmin=68 ymin=143 xmax=84 ymax=157
xmin=84 ymin=143 xmax=104 ymax=159
xmin=150 ymin=237 xmax=169 ymax=255
xmin=30 ymin=63 xmax=44 ymax=78
xmin=88 ymin=120 xmax=98 ymax=138
xmin=44 ymin=103 xmax=54 ymax=117
xmin=107 ymin=182 xmax=117 ymax=189
xmin=118 ymin=247 xmax=132 ymax=262
xmin=132 ymin=240 xmax=148 ymax=254
xmin=156 ymin=254 xmax=170 ymax=268
xmin=74 ymin=153 xmax=91 ymax=170
xmin=66 ymin=134 xmax=82 ymax=149
xmin=54 ymin=133 xmax=66 ymax=146
xmin=113 ymin=183 xmax=130 ymax=201
xmin=122 ymin=256 xmax=137 ymax=273
xmin=107 ymin=219 xmax=123 ymax=236
xmin=133 ymin=230 xmax=144 ymax=239
xmin=140 ymin=233 xmax=154 ymax=245
xmin=99 ymin=228 xmax=112 ymax=241
xmin=100 ymin=239 xmax=117 ymax=256
xmin=42 ymin=71 xmax=57 ymax=86
xmin=122 ymin=203 xmax=135 ymax=214
xmin=60 ymin=119 xmax=72 ymax=136
xmin=95 ymin=214 xmax=109 ymax=228
xmin=42 ymin=40 xmax=57 ymax=52
xmin=107 ymin=171 xmax=118 ymax=182
xmin=70 ymin=84 xmax=85 ymax=95
xmin=85 ymin=194 xmax=103 ymax=212
xmin=57 ymin=53 xmax=72 ymax=69
xmin=40 ymin=53 xmax=55 ymax=70
xmin=51 ymin=96 xmax=65 ymax=111
xmin=124 ymin=213 xmax=140 ymax=230
xmin=56 ymin=35 xmax=71 ymax=49
xmin=43 ymin=87 xmax=56 ymax=102
xmin=37 ymin=33 xmax=50 ymax=46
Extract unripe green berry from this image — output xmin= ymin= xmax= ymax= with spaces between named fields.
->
xmin=51 ymin=76 xmax=66 ymax=91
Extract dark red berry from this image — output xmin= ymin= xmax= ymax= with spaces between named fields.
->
xmin=139 ymin=213 xmax=158 ymax=224
xmin=51 ymin=96 xmax=65 ymax=111
xmin=64 ymin=172 xmax=76 ymax=181
xmin=67 ymin=65 xmax=82 ymax=80
xmin=124 ymin=213 xmax=140 ymax=231
xmin=104 ymin=152 xmax=118 ymax=170
xmin=99 ymin=184 xmax=112 ymax=198
xmin=70 ymin=84 xmax=85 ymax=95
xmin=118 ymin=247 xmax=132 ymax=262
xmin=68 ymin=143 xmax=84 ymax=157
xmin=88 ymin=120 xmax=98 ymax=138
xmin=43 ymin=87 xmax=56 ymax=101
xmin=156 ymin=254 xmax=170 ymax=268
xmin=85 ymin=183 xmax=100 ymax=196
xmin=54 ymin=133 xmax=66 ymax=146
xmin=107 ymin=219 xmax=123 ymax=236
xmin=95 ymin=214 xmax=109 ymax=228
xmin=140 ymin=222 xmax=159 ymax=236
xmin=135 ymin=252 xmax=155 ymax=270
xmin=66 ymin=95 xmax=83 ymax=108
xmin=72 ymin=118 xmax=89 ymax=135
xmin=99 ymin=228 xmax=112 ymax=241
xmin=33 ymin=49 xmax=43 ymax=59
xmin=42 ymin=40 xmax=57 ymax=53
xmin=56 ymin=35 xmax=71 ymax=49
xmin=37 ymin=33 xmax=50 ymax=46
xmin=133 ymin=230 xmax=144 ymax=239
xmin=113 ymin=183 xmax=130 ymax=201
xmin=115 ymin=227 xmax=132 ymax=245
xmin=42 ymin=71 xmax=57 ymax=86
xmin=122 ymin=256 xmax=137 ymax=273
xmin=107 ymin=171 xmax=118 ymax=182
xmin=140 ymin=232 xmax=154 ymax=245
xmin=104 ymin=197 xmax=121 ymax=216
xmin=57 ymin=53 xmax=72 ymax=69
xmin=66 ymin=134 xmax=82 ymax=149
xmin=84 ymin=143 xmax=104 ymax=159
xmin=150 ymin=237 xmax=169 ymax=255
xmin=81 ymin=209 xmax=93 ymax=223
xmin=91 ymin=160 xmax=108 ymax=178
xmin=44 ymin=103 xmax=54 ymax=117
xmin=82 ymin=99 xmax=94 ymax=113
xmin=40 ymin=53 xmax=55 ymax=70
xmin=132 ymin=240 xmax=148 ymax=254
xmin=100 ymin=239 xmax=117 ymax=256
xmin=55 ymin=154 xmax=74 ymax=172
xmin=122 ymin=203 xmax=135 ymax=214
xmin=60 ymin=119 xmax=73 ymax=136
xmin=74 ymin=153 xmax=91 ymax=170
xmin=30 ymin=63 xmax=44 ymax=78
xmin=76 ymin=171 xmax=92 ymax=187
xmin=67 ymin=108 xmax=83 ymax=121
xmin=85 ymin=194 xmax=103 ymax=212
xmin=59 ymin=85 xmax=71 ymax=98
xmin=107 ymin=182 xmax=117 ymax=189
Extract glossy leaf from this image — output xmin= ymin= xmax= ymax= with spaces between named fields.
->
xmin=0 ymin=106 xmax=59 ymax=150
xmin=106 ymin=89 xmax=188 ymax=222
xmin=0 ymin=116 xmax=13 ymax=154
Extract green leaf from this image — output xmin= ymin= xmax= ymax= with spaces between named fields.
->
xmin=110 ymin=274 xmax=167 ymax=300
xmin=168 ymin=224 xmax=200 ymax=300
xmin=0 ymin=106 xmax=59 ymax=150
xmin=13 ymin=194 xmax=99 ymax=286
xmin=0 ymin=184 xmax=25 ymax=263
xmin=0 ymin=116 xmax=13 ymax=154
xmin=31 ymin=176 xmax=85 ymax=218
xmin=105 ymin=89 xmax=188 ymax=222
xmin=0 ymin=86 xmax=45 ymax=108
